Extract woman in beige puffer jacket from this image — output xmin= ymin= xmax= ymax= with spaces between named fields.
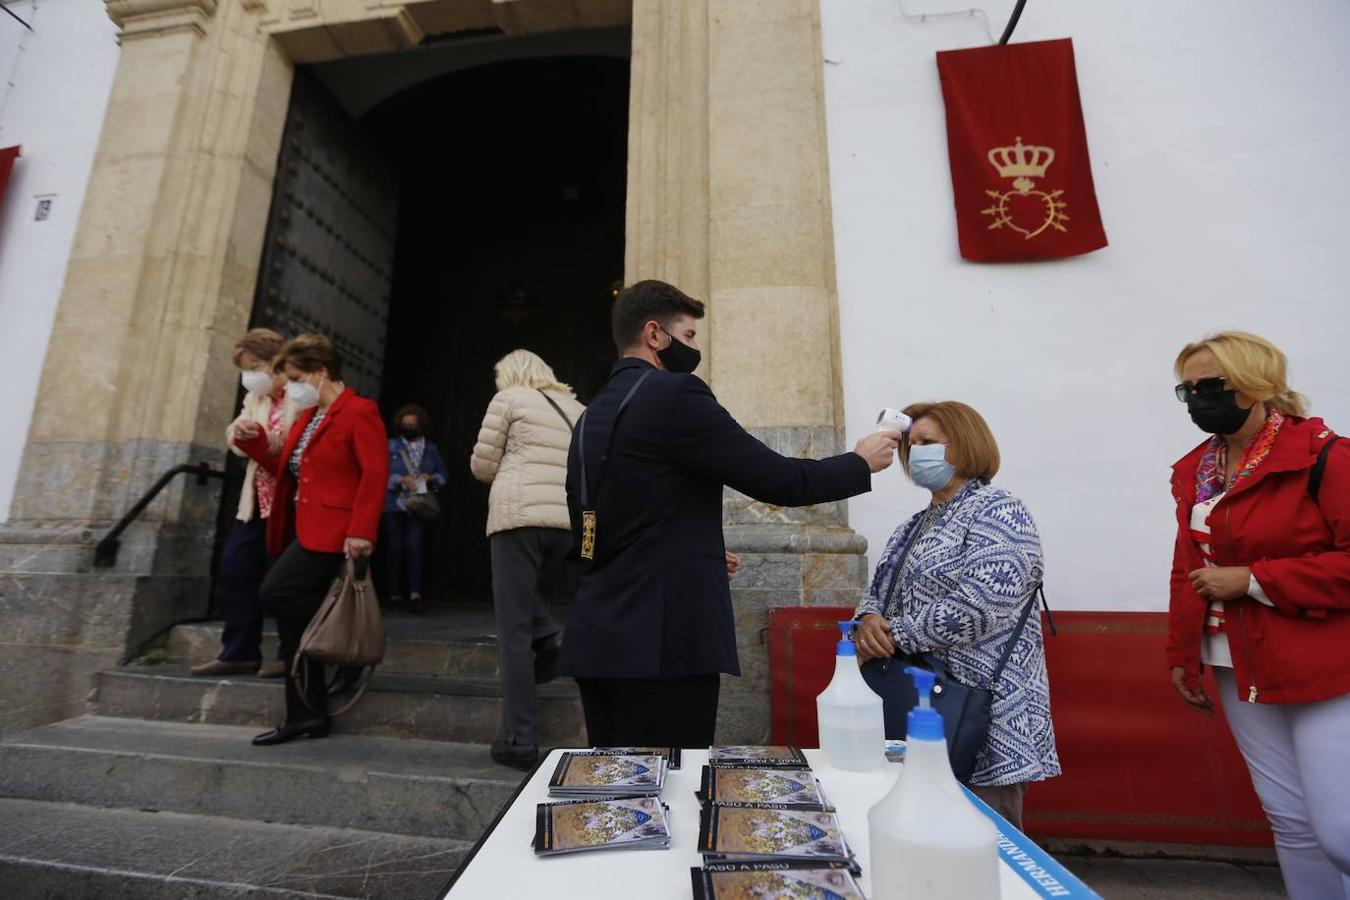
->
xmin=470 ymin=349 xmax=584 ymax=771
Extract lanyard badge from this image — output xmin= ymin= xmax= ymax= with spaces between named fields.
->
xmin=580 ymin=510 xmax=597 ymax=560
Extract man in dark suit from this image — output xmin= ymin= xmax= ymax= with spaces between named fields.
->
xmin=558 ymin=280 xmax=900 ymax=747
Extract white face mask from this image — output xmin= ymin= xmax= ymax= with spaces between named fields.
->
xmin=241 ymin=370 xmax=273 ymax=396
xmin=286 ymin=378 xmax=321 ymax=410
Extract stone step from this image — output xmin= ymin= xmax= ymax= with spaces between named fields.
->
xmin=0 ymin=796 xmax=468 ymax=899
xmin=93 ymin=665 xmax=588 ymax=746
xmin=164 ymin=617 xmax=500 ymax=679
xmin=0 ymin=716 xmax=523 ymax=842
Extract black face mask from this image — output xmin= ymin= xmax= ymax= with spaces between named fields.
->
xmin=1186 ymin=390 xmax=1252 ymax=436
xmin=657 ymin=326 xmax=701 ymax=374
xmin=399 ymin=425 xmax=422 ymax=440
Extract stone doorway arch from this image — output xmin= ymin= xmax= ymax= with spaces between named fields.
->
xmin=1 ymin=0 xmax=858 ymax=743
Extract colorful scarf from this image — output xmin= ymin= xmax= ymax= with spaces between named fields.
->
xmin=1194 ymin=409 xmax=1284 ymax=503
xmin=402 ymin=436 xmax=426 ymax=472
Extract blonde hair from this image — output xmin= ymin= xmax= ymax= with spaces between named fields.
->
xmin=899 ymin=401 xmax=1001 ymax=482
xmin=232 ymin=328 xmax=284 ymax=368
xmin=1174 ymin=331 xmax=1308 ymax=417
xmin=494 ymin=349 xmax=571 ymax=394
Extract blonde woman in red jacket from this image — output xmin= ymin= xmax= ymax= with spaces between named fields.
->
xmin=1167 ymin=331 xmax=1350 ymax=899
xmin=235 ymin=334 xmax=389 ymax=747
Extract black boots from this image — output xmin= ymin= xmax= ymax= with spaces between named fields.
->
xmin=326 ymin=666 xmax=363 ymax=697
xmin=533 ymin=634 xmax=562 ymax=685
xmin=252 ymin=718 xmax=330 ymax=746
xmin=491 ymin=739 xmax=538 ymax=771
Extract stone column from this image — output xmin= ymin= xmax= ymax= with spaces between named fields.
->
xmin=625 ymin=0 xmax=866 ymax=742
xmin=0 ymin=0 xmax=292 ymax=735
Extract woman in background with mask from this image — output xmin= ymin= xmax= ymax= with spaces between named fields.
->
xmin=853 ymin=401 xmax=1058 ymax=828
xmin=234 ymin=334 xmax=389 ymax=746
xmin=193 ymin=329 xmax=292 ymax=678
xmin=383 ymin=404 xmax=448 ymax=613
xmin=1167 ymin=331 xmax=1349 ymax=899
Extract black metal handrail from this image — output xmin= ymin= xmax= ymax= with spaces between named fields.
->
xmin=94 ymin=462 xmax=227 ymax=568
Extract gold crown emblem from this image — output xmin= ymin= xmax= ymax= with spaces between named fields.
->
xmin=987 ymin=137 xmax=1055 ymax=180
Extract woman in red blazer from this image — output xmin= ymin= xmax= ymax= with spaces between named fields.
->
xmin=1167 ymin=331 xmax=1350 ymax=898
xmin=235 ymin=334 xmax=389 ymax=746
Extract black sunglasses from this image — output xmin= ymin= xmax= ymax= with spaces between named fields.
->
xmin=1174 ymin=376 xmax=1228 ymax=403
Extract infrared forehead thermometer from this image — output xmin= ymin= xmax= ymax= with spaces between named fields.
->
xmin=876 ymin=408 xmax=912 ymax=434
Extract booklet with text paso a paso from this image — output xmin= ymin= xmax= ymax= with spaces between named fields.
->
xmin=697 ymin=767 xmax=832 ymax=809
xmin=590 ymin=746 xmax=682 ymax=770
xmin=708 ymin=746 xmax=809 ymax=769
xmin=698 ymin=804 xmax=854 ymax=866
xmin=547 ymin=752 xmax=668 ymax=798
xmin=533 ymin=797 xmax=672 ymax=856
xmin=690 ymin=861 xmax=865 ymax=900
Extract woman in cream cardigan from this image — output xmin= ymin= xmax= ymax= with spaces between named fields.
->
xmin=192 ymin=329 xmax=295 ymax=678
xmin=471 ymin=349 xmax=585 ymax=770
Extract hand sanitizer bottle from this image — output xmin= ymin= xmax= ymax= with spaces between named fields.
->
xmin=815 ymin=621 xmax=884 ymax=771
xmin=867 ymin=667 xmax=999 ymax=899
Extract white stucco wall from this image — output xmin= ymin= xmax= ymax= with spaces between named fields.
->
xmin=822 ymin=0 xmax=1350 ymax=610
xmin=0 ymin=1 xmax=118 ymax=522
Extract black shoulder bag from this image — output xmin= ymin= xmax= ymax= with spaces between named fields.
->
xmin=858 ymin=546 xmax=1052 ymax=781
xmin=1309 ymin=434 xmax=1340 ymax=502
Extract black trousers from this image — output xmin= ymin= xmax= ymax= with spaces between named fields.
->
xmin=217 ymin=517 xmax=273 ymax=662
xmin=258 ymin=541 xmax=344 ymax=723
xmin=575 ymin=674 xmax=721 ymax=748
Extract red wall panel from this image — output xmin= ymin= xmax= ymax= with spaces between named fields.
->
xmin=767 ymin=607 xmax=1271 ymax=846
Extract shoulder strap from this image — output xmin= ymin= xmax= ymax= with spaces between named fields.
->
xmin=397 ymin=445 xmax=420 ymax=477
xmin=990 ymin=583 xmax=1051 ymax=684
xmin=1309 ymin=435 xmax=1341 ymax=502
xmin=578 ymin=369 xmax=654 ymax=509
xmin=538 ymin=389 xmax=575 ymax=430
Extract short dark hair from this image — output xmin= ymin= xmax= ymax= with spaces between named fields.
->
xmin=279 ymin=333 xmax=344 ymax=381
xmin=611 ymin=280 xmax=705 ymax=352
xmin=394 ymin=404 xmax=431 ymax=433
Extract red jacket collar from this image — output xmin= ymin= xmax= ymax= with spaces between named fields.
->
xmin=279 ymin=388 xmax=356 ymax=468
xmin=1172 ymin=415 xmax=1333 ymax=486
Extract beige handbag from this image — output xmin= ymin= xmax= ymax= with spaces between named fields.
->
xmin=294 ymin=557 xmax=386 ymax=715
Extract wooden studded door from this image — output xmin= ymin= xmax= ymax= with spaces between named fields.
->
xmin=250 ymin=69 xmax=398 ymax=398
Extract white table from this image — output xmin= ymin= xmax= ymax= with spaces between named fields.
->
xmin=444 ymin=749 xmax=1099 ymax=898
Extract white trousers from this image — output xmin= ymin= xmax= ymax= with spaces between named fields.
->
xmin=1216 ymin=668 xmax=1350 ymax=900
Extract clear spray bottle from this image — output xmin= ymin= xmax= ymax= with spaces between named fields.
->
xmin=815 ymin=621 xmax=884 ymax=771
xmin=867 ymin=666 xmax=999 ymax=899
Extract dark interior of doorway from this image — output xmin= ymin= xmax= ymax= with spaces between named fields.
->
xmin=364 ymin=56 xmax=628 ymax=605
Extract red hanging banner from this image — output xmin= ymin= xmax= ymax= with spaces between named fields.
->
xmin=937 ymin=39 xmax=1107 ymax=262
xmin=0 ymin=146 xmax=19 ymax=212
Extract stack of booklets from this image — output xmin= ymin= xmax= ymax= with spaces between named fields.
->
xmin=533 ymin=796 xmax=672 ymax=856
xmin=697 ymin=765 xmax=833 ymax=809
xmin=547 ymin=751 xmax=668 ymax=798
xmin=589 ymin=746 xmax=682 ymax=770
xmin=707 ymin=746 xmax=809 ymax=769
xmin=697 ymin=803 xmax=855 ymax=867
xmin=695 ymin=745 xmax=861 ymax=879
xmin=690 ymin=861 xmax=866 ymax=900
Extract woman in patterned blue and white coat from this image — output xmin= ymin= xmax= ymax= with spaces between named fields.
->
xmin=855 ymin=401 xmax=1059 ymax=828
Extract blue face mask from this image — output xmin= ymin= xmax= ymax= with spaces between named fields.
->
xmin=908 ymin=443 xmax=955 ymax=492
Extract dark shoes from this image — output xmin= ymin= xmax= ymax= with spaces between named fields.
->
xmin=407 ymin=594 xmax=428 ymax=615
xmin=533 ymin=634 xmax=562 ymax=685
xmin=327 ymin=667 xmax=363 ymax=697
xmin=190 ymin=659 xmax=261 ymax=677
xmin=252 ymin=718 xmax=330 ymax=746
xmin=491 ymin=739 xmax=538 ymax=771
xmin=256 ymin=660 xmax=287 ymax=679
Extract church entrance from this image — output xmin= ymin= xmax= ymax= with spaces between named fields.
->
xmin=244 ymin=35 xmax=629 ymax=606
